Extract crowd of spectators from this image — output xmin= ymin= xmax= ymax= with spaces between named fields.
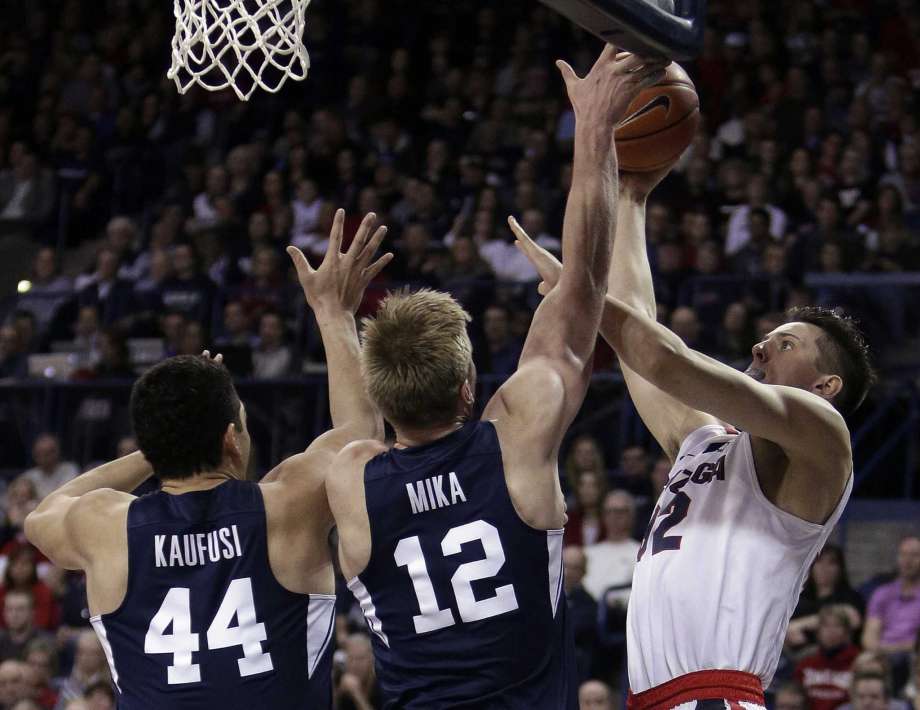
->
xmin=0 ymin=430 xmax=917 ymax=709
xmin=1 ymin=0 xmax=920 ymax=707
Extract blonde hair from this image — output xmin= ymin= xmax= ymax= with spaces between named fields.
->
xmin=361 ymin=289 xmax=473 ymax=428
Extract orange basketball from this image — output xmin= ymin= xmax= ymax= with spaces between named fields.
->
xmin=614 ymin=60 xmax=700 ymax=172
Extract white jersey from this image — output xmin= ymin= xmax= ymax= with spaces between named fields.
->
xmin=627 ymin=425 xmax=852 ymax=693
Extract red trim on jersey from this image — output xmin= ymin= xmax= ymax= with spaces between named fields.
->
xmin=627 ymin=670 xmax=765 ymax=710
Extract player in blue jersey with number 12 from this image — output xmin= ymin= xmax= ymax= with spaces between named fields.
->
xmin=327 ymin=46 xmax=667 ymax=709
xmin=25 ymin=211 xmax=391 ymax=710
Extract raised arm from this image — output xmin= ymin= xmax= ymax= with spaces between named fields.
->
xmin=25 ymin=452 xmax=152 ymax=569
xmin=263 ymin=210 xmax=392 ymax=487
xmin=594 ymin=299 xmax=848 ymax=454
xmin=484 ymin=48 xmax=667 ymax=461
xmin=513 ymin=228 xmax=850 ymax=520
xmin=606 ymin=173 xmax=717 ymax=460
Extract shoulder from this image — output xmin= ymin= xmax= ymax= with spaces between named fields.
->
xmin=754 ymin=385 xmax=852 ymax=470
xmin=326 ymin=440 xmax=386 ymax=493
xmin=334 ymin=439 xmax=387 ymax=471
xmin=777 ymin=386 xmax=851 ymax=444
xmin=70 ymin=488 xmax=133 ymax=520
xmin=67 ymin=489 xmax=133 ymax=561
xmin=484 ymin=362 xmax=565 ymax=422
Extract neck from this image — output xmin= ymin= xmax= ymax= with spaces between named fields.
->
xmin=161 ymin=470 xmax=237 ymax=495
xmin=901 ymin=575 xmax=919 ymax=590
xmin=816 ymin=582 xmax=835 ymax=596
xmin=393 ymin=420 xmax=465 ymax=448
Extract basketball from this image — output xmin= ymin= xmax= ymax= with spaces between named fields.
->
xmin=614 ymin=59 xmax=700 ymax=172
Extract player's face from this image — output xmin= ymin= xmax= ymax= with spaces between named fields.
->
xmin=746 ymin=322 xmax=836 ymax=396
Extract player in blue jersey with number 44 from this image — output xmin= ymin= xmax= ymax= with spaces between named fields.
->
xmin=327 ymin=47 xmax=667 ymax=710
xmin=24 ymin=211 xmax=391 ymax=710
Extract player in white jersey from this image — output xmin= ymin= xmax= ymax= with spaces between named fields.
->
xmin=510 ymin=163 xmax=875 ymax=710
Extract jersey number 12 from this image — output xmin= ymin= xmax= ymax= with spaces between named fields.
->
xmin=395 ymin=519 xmax=519 ymax=634
xmin=144 ymin=577 xmax=273 ymax=684
xmin=637 ymin=491 xmax=691 ymax=560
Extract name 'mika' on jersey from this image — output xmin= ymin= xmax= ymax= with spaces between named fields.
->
xmin=347 ymin=420 xmax=579 ymax=709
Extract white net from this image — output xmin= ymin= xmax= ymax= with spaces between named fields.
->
xmin=168 ymin=0 xmax=311 ymax=102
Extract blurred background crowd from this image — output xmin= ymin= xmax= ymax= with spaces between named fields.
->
xmin=0 ymin=0 xmax=919 ymax=708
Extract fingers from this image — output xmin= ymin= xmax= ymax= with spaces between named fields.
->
xmin=615 ymin=52 xmax=669 ymax=75
xmin=347 ymin=212 xmax=378 ymax=260
xmin=592 ymin=43 xmax=619 ymax=69
xmin=555 ymin=59 xmax=579 ymax=90
xmin=323 ymin=208 xmax=346 ymax=266
xmin=201 ymin=350 xmax=223 ymax=364
xmin=361 ymin=252 xmax=394 ymax=283
xmin=507 ymin=215 xmax=535 ymax=247
xmin=355 ymin=224 xmax=388 ymax=266
xmin=286 ymin=245 xmax=313 ymax=279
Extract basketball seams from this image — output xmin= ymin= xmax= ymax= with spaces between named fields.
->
xmin=616 ymin=106 xmax=700 ymax=143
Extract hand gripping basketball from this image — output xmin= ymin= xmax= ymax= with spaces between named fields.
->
xmin=556 ymin=45 xmax=669 ymax=127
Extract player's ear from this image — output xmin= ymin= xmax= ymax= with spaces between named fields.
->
xmin=460 ymin=380 xmax=474 ymax=405
xmin=814 ymin=374 xmax=842 ymax=401
xmin=223 ymin=421 xmax=242 ymax=465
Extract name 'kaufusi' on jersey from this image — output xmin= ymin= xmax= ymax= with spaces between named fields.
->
xmin=90 ymin=480 xmax=335 ymax=710
xmin=347 ymin=420 xmax=578 ymax=710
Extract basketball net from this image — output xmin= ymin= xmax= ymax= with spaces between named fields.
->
xmin=168 ymin=0 xmax=311 ymax=102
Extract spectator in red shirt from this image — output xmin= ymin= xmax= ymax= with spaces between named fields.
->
xmin=796 ymin=606 xmax=862 ymax=710
xmin=0 ymin=546 xmax=60 ymax=631
xmin=563 ymin=470 xmax=607 ymax=547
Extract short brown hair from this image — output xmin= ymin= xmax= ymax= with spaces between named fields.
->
xmin=361 ymin=289 xmax=472 ymax=428
xmin=783 ymin=306 xmax=875 ymax=414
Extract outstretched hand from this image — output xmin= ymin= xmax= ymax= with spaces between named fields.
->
xmin=508 ymin=216 xmax=562 ymax=296
xmin=287 ymin=209 xmax=393 ymax=316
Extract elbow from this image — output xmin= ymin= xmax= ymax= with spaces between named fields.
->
xmin=23 ymin=511 xmax=40 ymax=547
xmin=637 ymin=336 xmax=687 ymax=388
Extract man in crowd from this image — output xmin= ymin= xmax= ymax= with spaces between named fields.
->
xmin=583 ymin=491 xmax=640 ymax=603
xmin=0 ymin=591 xmax=50 ymax=660
xmin=863 ymin=536 xmax=920 ymax=690
xmin=21 ymin=436 xmax=79 ymax=500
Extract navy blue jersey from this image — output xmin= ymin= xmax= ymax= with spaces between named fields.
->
xmin=91 ymin=480 xmax=334 ymax=710
xmin=348 ymin=421 xmax=577 ymax=709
